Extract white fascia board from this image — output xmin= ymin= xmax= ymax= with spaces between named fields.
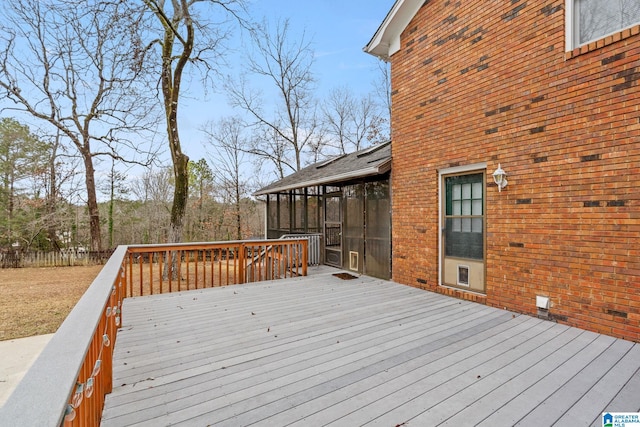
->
xmin=364 ymin=0 xmax=424 ymax=60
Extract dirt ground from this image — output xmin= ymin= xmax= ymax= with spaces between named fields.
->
xmin=0 ymin=265 xmax=102 ymax=341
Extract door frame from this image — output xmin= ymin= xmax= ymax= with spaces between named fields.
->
xmin=323 ymin=191 xmax=342 ymax=268
xmin=438 ymin=162 xmax=487 ymax=292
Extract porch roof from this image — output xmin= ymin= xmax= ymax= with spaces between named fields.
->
xmin=253 ymin=142 xmax=391 ymax=196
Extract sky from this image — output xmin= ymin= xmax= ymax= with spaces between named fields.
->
xmin=0 ymin=1 xmax=395 ymax=201
xmin=177 ymin=0 xmax=393 ymax=162
xmin=251 ymin=0 xmax=390 ymax=95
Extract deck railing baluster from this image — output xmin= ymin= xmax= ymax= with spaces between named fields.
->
xmin=157 ymin=251 xmax=161 ymax=294
xmin=213 ymin=248 xmax=216 ymax=286
xmin=195 ymin=250 xmax=199 ymax=289
xmin=185 ymin=250 xmax=190 ymax=290
xmin=149 ymin=253 xmax=153 ymax=295
xmin=168 ymin=250 xmax=172 ymax=293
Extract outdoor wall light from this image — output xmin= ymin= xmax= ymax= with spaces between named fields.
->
xmin=492 ymin=164 xmax=508 ymax=192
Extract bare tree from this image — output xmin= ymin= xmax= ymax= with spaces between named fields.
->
xmin=99 ymin=160 xmax=130 ymax=248
xmin=322 ymin=87 xmax=388 ymax=155
xmin=0 ymin=0 xmax=158 ymax=251
xmin=29 ymin=128 xmax=78 ymax=251
xmin=131 ymin=168 xmax=174 ymax=208
xmin=141 ymin=0 xmax=248 ymax=250
xmin=42 ymin=131 xmax=64 ymax=250
xmin=202 ymin=116 xmax=252 ymax=240
xmin=142 ymin=0 xmax=193 ymax=250
xmin=373 ymin=59 xmax=392 ymax=129
xmin=130 ymin=168 xmax=173 ymax=244
xmin=185 ymin=158 xmax=214 ymax=241
xmin=228 ymin=18 xmax=320 ymax=177
xmin=249 ymin=118 xmax=297 ymax=179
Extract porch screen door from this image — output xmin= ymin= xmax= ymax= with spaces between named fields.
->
xmin=324 ymin=193 xmax=342 ymax=267
xmin=365 ymin=180 xmax=391 ymax=279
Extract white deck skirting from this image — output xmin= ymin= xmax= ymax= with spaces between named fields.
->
xmin=102 ymin=269 xmax=640 ymax=426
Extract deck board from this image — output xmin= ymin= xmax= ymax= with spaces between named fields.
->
xmin=475 ymin=332 xmax=612 ymax=426
xmin=514 ymin=338 xmax=635 ymax=426
xmin=269 ymin=315 xmax=537 ymax=426
xmin=102 ymin=269 xmax=640 ymax=426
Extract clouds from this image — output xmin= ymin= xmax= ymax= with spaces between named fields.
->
xmin=314 ymin=48 xmax=349 ymax=59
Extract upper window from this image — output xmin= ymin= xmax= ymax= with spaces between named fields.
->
xmin=571 ymin=0 xmax=640 ymax=48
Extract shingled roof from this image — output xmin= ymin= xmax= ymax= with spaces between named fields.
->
xmin=254 ymin=142 xmax=391 ymax=195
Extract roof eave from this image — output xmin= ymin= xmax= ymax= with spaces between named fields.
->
xmin=363 ymin=0 xmax=424 ymax=60
xmin=253 ymin=159 xmax=392 ymax=196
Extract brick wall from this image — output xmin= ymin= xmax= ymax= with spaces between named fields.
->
xmin=389 ymin=0 xmax=640 ymax=341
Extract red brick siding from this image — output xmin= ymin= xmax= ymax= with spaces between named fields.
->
xmin=389 ymin=0 xmax=640 ymax=341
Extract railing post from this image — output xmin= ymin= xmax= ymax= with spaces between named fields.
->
xmin=238 ymin=243 xmax=245 ymax=284
xmin=302 ymin=239 xmax=308 ymax=276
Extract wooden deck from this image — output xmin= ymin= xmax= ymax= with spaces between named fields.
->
xmin=102 ymin=267 xmax=640 ymax=426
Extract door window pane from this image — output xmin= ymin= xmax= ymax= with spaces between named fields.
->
xmin=452 ymin=200 xmax=461 ymax=215
xmin=472 ymin=199 xmax=483 ymax=216
xmin=462 ymin=183 xmax=471 ymax=200
xmin=472 ymin=182 xmax=483 ymax=199
xmin=461 ymin=218 xmax=471 ymax=233
xmin=444 ymin=173 xmax=484 ymax=260
xmin=462 ymin=200 xmax=471 ymax=216
xmin=453 ymin=184 xmax=461 ymax=200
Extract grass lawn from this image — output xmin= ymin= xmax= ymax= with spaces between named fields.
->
xmin=0 ymin=265 xmax=102 ymax=341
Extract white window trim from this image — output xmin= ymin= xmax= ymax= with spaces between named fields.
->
xmin=565 ymin=0 xmax=575 ymax=51
xmin=437 ymin=162 xmax=487 ymax=287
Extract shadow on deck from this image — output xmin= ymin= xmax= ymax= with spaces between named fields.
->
xmin=102 ymin=267 xmax=640 ymax=426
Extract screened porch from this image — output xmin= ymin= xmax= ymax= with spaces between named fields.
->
xmin=255 ymin=143 xmax=392 ymax=280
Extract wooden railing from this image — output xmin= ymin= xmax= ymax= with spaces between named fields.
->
xmin=125 ymin=239 xmax=308 ymax=297
xmin=0 ymin=239 xmax=308 ymax=426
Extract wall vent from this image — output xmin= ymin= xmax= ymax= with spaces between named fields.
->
xmin=349 ymin=251 xmax=359 ymax=271
xmin=457 ymin=265 xmax=470 ymax=287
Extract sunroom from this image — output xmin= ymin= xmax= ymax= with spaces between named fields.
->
xmin=254 ymin=142 xmax=392 ymax=279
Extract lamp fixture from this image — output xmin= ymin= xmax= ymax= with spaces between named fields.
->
xmin=492 ymin=164 xmax=508 ymax=192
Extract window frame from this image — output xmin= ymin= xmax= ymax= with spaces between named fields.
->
xmin=566 ymin=0 xmax=640 ymax=51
